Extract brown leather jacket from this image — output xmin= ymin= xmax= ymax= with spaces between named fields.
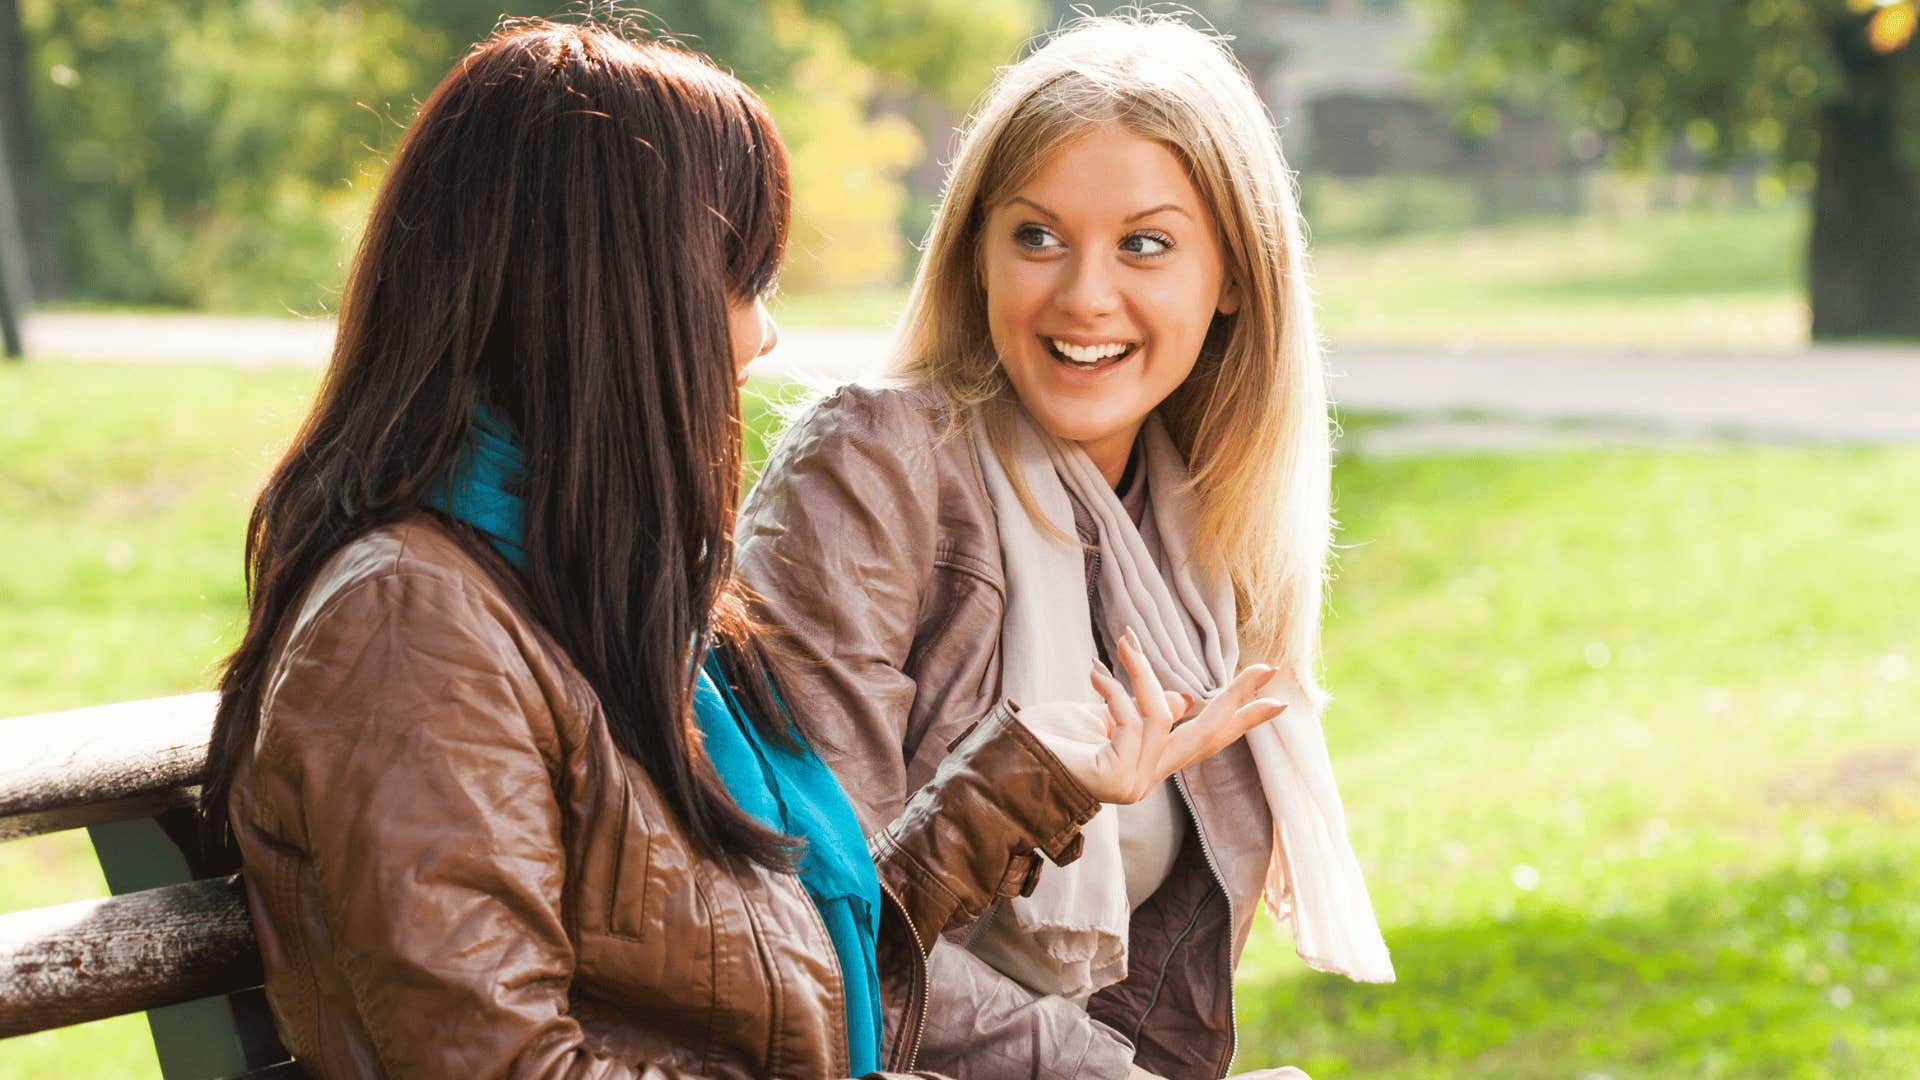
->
xmin=227 ymin=516 xmax=1100 ymax=1079
xmin=736 ymin=383 xmax=1279 ymax=1079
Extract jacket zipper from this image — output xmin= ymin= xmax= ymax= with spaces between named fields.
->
xmin=1088 ymin=514 xmax=1237 ymax=1071
xmin=875 ymin=875 xmax=929 ymax=1072
xmin=1171 ymin=769 xmax=1238 ymax=1074
xmin=1128 ymin=880 xmax=1214 ymax=1046
xmin=969 ymin=783 xmax=1238 ymax=1073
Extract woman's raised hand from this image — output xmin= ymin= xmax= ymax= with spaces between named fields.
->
xmin=1017 ymin=627 xmax=1288 ymax=805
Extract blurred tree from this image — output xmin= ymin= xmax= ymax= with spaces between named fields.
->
xmin=810 ymin=0 xmax=1041 ymax=110
xmin=400 ymin=0 xmax=1043 ymax=106
xmin=22 ymin=0 xmax=445 ymax=310
xmin=1426 ymin=0 xmax=1920 ymax=340
xmin=762 ymin=2 xmax=921 ymax=292
xmin=18 ymin=1 xmax=1040 ymax=311
xmin=2 ymin=0 xmax=53 ymax=308
xmin=393 ymin=1 xmax=805 ymax=88
xmin=0 ymin=0 xmax=26 ymax=354
xmin=804 ymin=0 xmax=1039 ymax=269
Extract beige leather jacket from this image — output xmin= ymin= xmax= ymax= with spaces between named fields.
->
xmin=228 ymin=516 xmax=1100 ymax=1078
xmin=736 ymin=384 xmax=1278 ymax=1078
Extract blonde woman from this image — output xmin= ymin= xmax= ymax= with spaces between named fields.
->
xmin=738 ymin=15 xmax=1391 ymax=1079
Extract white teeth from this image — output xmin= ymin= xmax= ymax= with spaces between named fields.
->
xmin=1049 ymin=339 xmax=1133 ymax=364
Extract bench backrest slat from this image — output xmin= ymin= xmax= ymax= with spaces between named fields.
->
xmin=0 ymin=874 xmax=262 ymax=1038
xmin=2 ymin=693 xmax=296 ymax=1074
xmin=0 ymin=692 xmax=218 ymax=842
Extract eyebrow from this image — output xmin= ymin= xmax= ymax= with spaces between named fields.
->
xmin=1005 ymin=196 xmax=1192 ymax=224
xmin=1007 ymin=196 xmax=1059 ymax=221
xmin=1126 ymin=203 xmax=1192 ymax=222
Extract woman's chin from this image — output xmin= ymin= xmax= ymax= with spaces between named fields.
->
xmin=1025 ymin=405 xmax=1135 ymax=449
xmin=1005 ymin=378 xmax=1146 ymax=449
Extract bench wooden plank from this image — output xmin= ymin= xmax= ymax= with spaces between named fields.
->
xmin=6 ymin=786 xmax=200 ymax=843
xmin=0 ymin=692 xmax=216 ymax=841
xmin=91 ymin=812 xmax=292 ymax=1077
xmin=0 ymin=874 xmax=262 ymax=1038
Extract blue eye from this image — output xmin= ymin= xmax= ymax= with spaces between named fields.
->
xmin=1121 ymin=232 xmax=1172 ymax=257
xmin=1013 ymin=224 xmax=1062 ymax=251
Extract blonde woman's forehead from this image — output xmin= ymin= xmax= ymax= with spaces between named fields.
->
xmin=974 ymin=61 xmax=1272 ymax=208
xmin=997 ymin=125 xmax=1211 ymax=227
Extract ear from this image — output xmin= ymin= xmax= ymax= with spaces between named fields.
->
xmin=1216 ymin=276 xmax=1242 ymax=317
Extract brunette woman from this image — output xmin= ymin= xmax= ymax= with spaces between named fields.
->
xmin=199 ymin=20 xmax=1285 ymax=1079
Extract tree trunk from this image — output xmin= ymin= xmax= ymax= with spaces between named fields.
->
xmin=0 ymin=0 xmax=52 ymax=342
xmin=1807 ymin=21 xmax=1920 ymax=340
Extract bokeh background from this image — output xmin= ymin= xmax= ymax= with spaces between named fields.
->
xmin=2 ymin=1 xmax=1916 ymax=1077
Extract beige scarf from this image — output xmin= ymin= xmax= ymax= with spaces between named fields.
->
xmin=967 ymin=405 xmax=1394 ymax=999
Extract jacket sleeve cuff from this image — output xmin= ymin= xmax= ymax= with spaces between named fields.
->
xmin=870 ymin=701 xmax=1101 ymax=946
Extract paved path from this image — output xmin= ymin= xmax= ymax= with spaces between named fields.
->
xmin=25 ymin=311 xmax=339 ymax=367
xmin=20 ymin=312 xmax=1920 ymax=444
xmin=1329 ymin=344 xmax=1920 ymax=444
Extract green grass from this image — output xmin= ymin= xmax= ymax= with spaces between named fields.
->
xmin=3 ymin=361 xmax=1915 ymax=1077
xmin=1236 ymin=447 xmax=1920 ymax=1077
xmin=762 ymin=205 xmax=1808 ymax=350
xmin=1310 ymin=205 xmax=1806 ymax=350
xmin=0 ymin=362 xmax=321 ymax=1078
xmin=770 ymin=284 xmax=912 ymax=329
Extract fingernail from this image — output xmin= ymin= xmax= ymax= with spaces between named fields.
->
xmin=1092 ymin=657 xmax=1115 ymax=679
xmin=1124 ymin=625 xmax=1142 ymax=649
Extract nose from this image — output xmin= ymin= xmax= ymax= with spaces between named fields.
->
xmin=1054 ymin=251 xmax=1120 ymax=321
xmin=756 ymin=302 xmax=780 ymax=359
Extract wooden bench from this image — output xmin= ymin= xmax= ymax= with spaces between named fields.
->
xmin=0 ymin=693 xmax=298 ymax=1078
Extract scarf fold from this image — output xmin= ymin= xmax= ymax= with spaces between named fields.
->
xmin=425 ymin=410 xmax=885 ymax=1072
xmin=699 ymin=656 xmax=884 ymax=1076
xmin=968 ymin=405 xmax=1394 ymax=998
xmin=423 ymin=407 xmax=529 ymax=571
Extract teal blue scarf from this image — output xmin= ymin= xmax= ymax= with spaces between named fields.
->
xmin=423 ymin=411 xmax=883 ymax=1074
xmin=421 ymin=408 xmax=528 ymax=571
xmin=695 ymin=656 xmax=883 ymax=1076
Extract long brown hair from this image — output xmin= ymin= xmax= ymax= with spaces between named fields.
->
xmin=201 ymin=20 xmax=800 ymax=869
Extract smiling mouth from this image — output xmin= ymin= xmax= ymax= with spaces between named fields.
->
xmin=1044 ymin=336 xmax=1141 ymax=371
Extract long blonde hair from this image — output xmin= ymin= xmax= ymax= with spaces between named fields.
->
xmin=890 ymin=13 xmax=1332 ymax=692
